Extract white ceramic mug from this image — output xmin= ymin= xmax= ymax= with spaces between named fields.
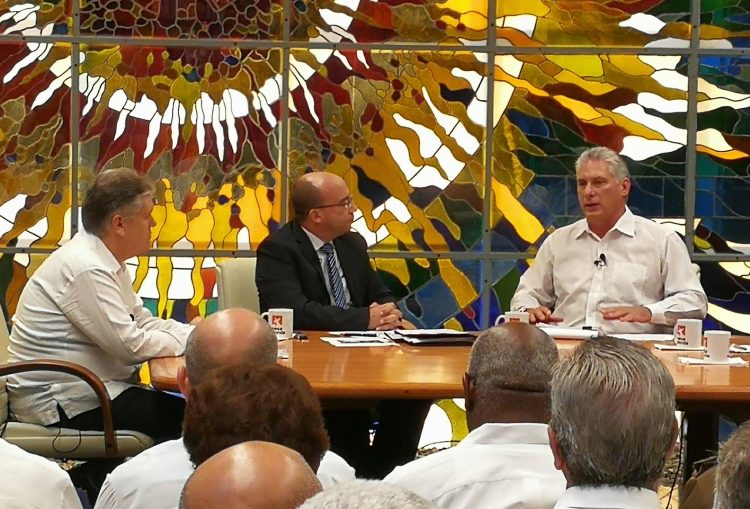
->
xmin=674 ymin=318 xmax=702 ymax=348
xmin=261 ymin=308 xmax=294 ymax=340
xmin=495 ymin=311 xmax=530 ymax=326
xmin=704 ymin=330 xmax=731 ymax=362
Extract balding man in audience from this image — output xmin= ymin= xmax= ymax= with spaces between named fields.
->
xmin=714 ymin=421 xmax=750 ymax=509
xmin=384 ymin=323 xmax=565 ymax=508
xmin=96 ymin=308 xmax=351 ymax=509
xmin=181 ymin=441 xmax=322 ymax=509
xmin=549 ymin=337 xmax=677 ymax=509
xmin=300 ymin=480 xmax=435 ymax=509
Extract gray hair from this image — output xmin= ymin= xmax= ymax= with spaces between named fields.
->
xmin=184 ymin=321 xmax=278 ymax=385
xmin=81 ymin=168 xmax=153 ymax=236
xmin=550 ymin=337 xmax=676 ymax=488
xmin=299 ymin=480 xmax=435 ymax=509
xmin=468 ymin=324 xmax=558 ymax=403
xmin=715 ymin=422 xmax=750 ymax=509
xmin=575 ymin=146 xmax=630 ymax=182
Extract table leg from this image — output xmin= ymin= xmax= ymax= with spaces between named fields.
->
xmin=683 ymin=411 xmax=719 ymax=484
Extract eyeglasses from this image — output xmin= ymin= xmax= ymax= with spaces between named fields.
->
xmin=313 ymin=195 xmax=354 ymax=210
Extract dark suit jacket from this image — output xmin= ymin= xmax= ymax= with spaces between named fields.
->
xmin=256 ymin=221 xmax=395 ymax=331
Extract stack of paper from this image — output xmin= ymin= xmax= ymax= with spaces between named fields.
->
xmin=321 ymin=334 xmax=396 ymax=348
xmin=384 ymin=329 xmax=476 ymax=344
xmin=536 ymin=325 xmax=599 ymax=340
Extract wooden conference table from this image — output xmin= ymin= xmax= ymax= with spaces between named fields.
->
xmin=149 ymin=332 xmax=750 ymax=480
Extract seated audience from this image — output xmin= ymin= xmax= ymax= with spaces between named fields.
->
xmin=714 ymin=421 xmax=750 ymax=509
xmin=181 ymin=362 xmax=329 ymax=469
xmin=0 ymin=437 xmax=82 ymax=509
xmin=549 ymin=337 xmax=677 ymax=509
xmin=8 ymin=168 xmax=193 ymax=439
xmin=180 ymin=441 xmax=322 ymax=509
xmin=299 ymin=480 xmax=435 ymax=509
xmin=96 ymin=309 xmax=350 ymax=509
xmin=384 ymin=323 xmax=565 ymax=508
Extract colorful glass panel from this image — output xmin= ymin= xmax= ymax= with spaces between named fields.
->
xmin=80 ymin=0 xmax=283 ymax=39
xmin=289 ymin=49 xmax=487 ymax=252
xmin=0 ymin=41 xmax=71 ymax=248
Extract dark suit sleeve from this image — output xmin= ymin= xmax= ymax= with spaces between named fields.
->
xmin=350 ymin=233 xmax=395 ymax=306
xmin=256 ymin=232 xmax=373 ymax=331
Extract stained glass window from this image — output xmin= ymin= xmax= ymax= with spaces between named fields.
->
xmin=0 ymin=0 xmax=748 ymax=332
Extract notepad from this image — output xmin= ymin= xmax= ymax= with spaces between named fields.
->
xmin=320 ymin=336 xmax=397 ymax=348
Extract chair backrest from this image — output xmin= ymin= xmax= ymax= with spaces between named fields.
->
xmin=215 ymin=258 xmax=259 ymax=312
xmin=0 ymin=305 xmax=10 ymax=424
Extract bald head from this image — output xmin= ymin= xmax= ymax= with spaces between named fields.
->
xmin=292 ymin=172 xmax=345 ymax=221
xmin=184 ymin=308 xmax=277 ymax=386
xmin=465 ymin=323 xmax=558 ymax=428
xmin=181 ymin=441 xmax=322 ymax=509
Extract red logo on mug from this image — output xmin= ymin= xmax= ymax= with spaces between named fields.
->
xmin=271 ymin=316 xmax=283 ymax=327
xmin=676 ymin=325 xmax=685 ymax=336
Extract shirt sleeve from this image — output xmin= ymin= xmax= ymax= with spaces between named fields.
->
xmin=93 ymin=475 xmax=118 ymax=509
xmin=510 ymin=236 xmax=558 ymax=311
xmin=643 ymin=232 xmax=708 ymax=325
xmin=59 ymin=267 xmax=190 ymax=364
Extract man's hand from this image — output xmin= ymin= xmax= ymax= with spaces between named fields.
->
xmin=525 ymin=306 xmax=563 ymax=324
xmin=599 ymin=306 xmax=652 ymax=323
xmin=368 ymin=302 xmax=403 ymax=331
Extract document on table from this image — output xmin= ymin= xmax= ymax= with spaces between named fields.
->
xmin=610 ymin=333 xmax=674 ymax=342
xmin=384 ymin=329 xmax=476 ymax=344
xmin=321 ymin=336 xmax=397 ymax=348
xmin=535 ymin=325 xmax=598 ymax=340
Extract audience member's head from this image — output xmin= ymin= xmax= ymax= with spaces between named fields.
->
xmin=182 ymin=362 xmax=329 ymax=471
xmin=464 ymin=323 xmax=558 ymax=430
xmin=181 ymin=441 xmax=322 ymax=509
xmin=549 ymin=337 xmax=676 ymax=490
xmin=715 ymin=421 xmax=750 ymax=509
xmin=178 ymin=307 xmax=277 ymax=397
xmin=299 ymin=480 xmax=435 ymax=509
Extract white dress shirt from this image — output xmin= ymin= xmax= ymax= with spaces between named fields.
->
xmin=511 ymin=208 xmax=707 ymax=334
xmin=0 ymin=438 xmax=82 ymax=509
xmin=301 ymin=226 xmax=353 ymax=307
xmin=553 ymin=485 xmax=660 ymax=509
xmin=95 ymin=438 xmax=355 ymax=509
xmin=8 ymin=230 xmax=192 ymax=425
xmin=384 ymin=422 xmax=566 ymax=509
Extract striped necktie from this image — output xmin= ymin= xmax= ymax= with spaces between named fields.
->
xmin=320 ymin=242 xmax=348 ymax=308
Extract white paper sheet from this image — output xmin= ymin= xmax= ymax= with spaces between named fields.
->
xmin=535 ymin=325 xmax=598 ymax=340
xmin=610 ymin=333 xmax=674 ymax=342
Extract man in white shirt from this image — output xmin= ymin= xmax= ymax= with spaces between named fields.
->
xmin=8 ymin=168 xmax=193 ymax=440
xmin=95 ymin=308 xmax=353 ymax=509
xmin=181 ymin=441 xmax=323 ymax=509
xmin=384 ymin=323 xmax=566 ymax=508
xmin=549 ymin=337 xmax=677 ymax=509
xmin=0 ymin=437 xmax=83 ymax=509
xmin=510 ymin=146 xmax=707 ymax=334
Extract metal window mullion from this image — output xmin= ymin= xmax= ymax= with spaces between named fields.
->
xmin=682 ymin=0 xmax=701 ymax=258
xmin=479 ymin=0 xmax=498 ymax=330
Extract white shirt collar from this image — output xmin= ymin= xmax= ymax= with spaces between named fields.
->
xmin=79 ymin=229 xmax=123 ymax=273
xmin=461 ymin=422 xmax=551 ymax=447
xmin=300 ymin=225 xmax=327 ymax=252
xmin=573 ymin=206 xmax=635 ymax=240
xmin=555 ymin=485 xmax=660 ymax=509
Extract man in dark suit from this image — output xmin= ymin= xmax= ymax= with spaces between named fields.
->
xmin=257 ymin=171 xmax=402 ymax=331
xmin=256 ymin=171 xmax=428 ymax=478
